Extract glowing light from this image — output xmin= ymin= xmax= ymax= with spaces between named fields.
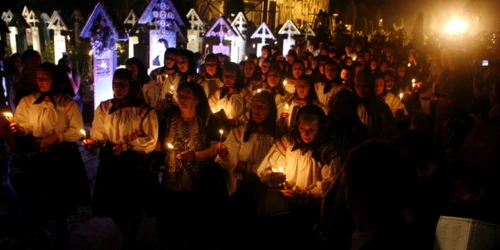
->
xmin=2 ymin=112 xmax=13 ymax=123
xmin=167 ymin=143 xmax=174 ymax=149
xmin=80 ymin=129 xmax=86 ymax=137
xmin=444 ymin=19 xmax=468 ymax=35
xmin=283 ymin=80 xmax=287 ymax=86
xmin=399 ymin=93 xmax=403 ymax=99
xmin=285 ymin=104 xmax=289 ymax=111
xmin=257 ymin=89 xmax=262 ymax=93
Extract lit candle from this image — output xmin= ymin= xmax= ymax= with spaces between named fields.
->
xmin=285 ymin=104 xmax=290 ymax=112
xmin=170 ymin=85 xmax=174 ymax=94
xmin=399 ymin=92 xmax=404 ymax=100
xmin=272 ymin=167 xmax=285 ymax=173
xmin=212 ymin=108 xmax=217 ymax=113
xmin=80 ymin=129 xmax=87 ymax=139
xmin=257 ymin=89 xmax=262 ymax=93
xmin=2 ymin=112 xmax=13 ymax=123
xmin=412 ymin=79 xmax=416 ymax=84
xmin=283 ymin=80 xmax=287 ymax=86
xmin=244 ymin=55 xmax=248 ymax=60
xmin=412 ymin=83 xmax=416 ymax=89
xmin=274 ymin=41 xmax=278 ymax=45
xmin=219 ymin=129 xmax=224 ymax=143
xmin=252 ymin=44 xmax=256 ymax=49
xmin=408 ymin=63 xmax=411 ymax=67
xmin=167 ymin=143 xmax=174 ymax=150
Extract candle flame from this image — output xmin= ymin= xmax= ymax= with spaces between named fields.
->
xmin=80 ymin=129 xmax=86 ymax=136
xmin=170 ymin=85 xmax=174 ymax=90
xmin=412 ymin=79 xmax=416 ymax=83
xmin=399 ymin=93 xmax=403 ymax=99
xmin=219 ymin=129 xmax=224 ymax=135
xmin=257 ymin=89 xmax=262 ymax=93
xmin=412 ymin=83 xmax=416 ymax=89
xmin=283 ymin=80 xmax=287 ymax=86
xmin=285 ymin=104 xmax=289 ymax=111
xmin=272 ymin=167 xmax=285 ymax=173
xmin=167 ymin=143 xmax=174 ymax=149
xmin=3 ymin=112 xmax=13 ymax=122
xmin=212 ymin=109 xmax=216 ymax=113
xmin=407 ymin=63 xmax=411 ymax=67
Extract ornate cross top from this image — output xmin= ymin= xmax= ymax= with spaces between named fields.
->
xmin=302 ymin=23 xmax=315 ymax=40
xmin=231 ymin=12 xmax=247 ymax=34
xmin=205 ymin=16 xmax=236 ymax=45
xmin=26 ymin=11 xmax=39 ymax=27
xmin=48 ymin=11 xmax=68 ymax=35
xmin=22 ymin=6 xmax=30 ymax=20
xmin=1 ymin=10 xmax=14 ymax=24
xmin=186 ymin=8 xmax=203 ymax=31
xmin=250 ymin=22 xmax=276 ymax=44
xmin=278 ymin=20 xmax=300 ymax=40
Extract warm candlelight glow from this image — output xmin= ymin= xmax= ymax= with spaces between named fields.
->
xmin=219 ymin=129 xmax=224 ymax=136
xmin=170 ymin=85 xmax=174 ymax=91
xmin=2 ymin=112 xmax=13 ymax=123
xmin=212 ymin=109 xmax=216 ymax=113
xmin=285 ymin=104 xmax=290 ymax=111
xmin=244 ymin=55 xmax=248 ymax=60
xmin=399 ymin=93 xmax=404 ymax=99
xmin=412 ymin=83 xmax=416 ymax=89
xmin=252 ymin=44 xmax=256 ymax=48
xmin=272 ymin=167 xmax=285 ymax=173
xmin=167 ymin=143 xmax=174 ymax=149
xmin=80 ymin=129 xmax=86 ymax=137
xmin=407 ymin=63 xmax=411 ymax=67
xmin=412 ymin=79 xmax=416 ymax=83
xmin=257 ymin=89 xmax=262 ymax=93
xmin=283 ymin=80 xmax=287 ymax=86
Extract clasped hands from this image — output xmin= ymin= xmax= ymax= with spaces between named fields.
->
xmin=175 ymin=142 xmax=228 ymax=162
xmin=10 ymin=123 xmax=59 ymax=151
xmin=83 ymin=129 xmax=143 ymax=155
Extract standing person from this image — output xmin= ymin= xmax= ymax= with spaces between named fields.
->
xmin=58 ymin=55 xmax=82 ymax=111
xmin=83 ymin=69 xmax=158 ymax=249
xmin=11 ymin=49 xmax=42 ymax=111
xmin=8 ymin=63 xmax=90 ymax=249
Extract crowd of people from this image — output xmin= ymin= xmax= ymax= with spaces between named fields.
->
xmin=0 ymin=31 xmax=499 ymax=250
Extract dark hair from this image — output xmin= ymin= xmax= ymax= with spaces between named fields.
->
xmin=177 ymin=80 xmax=210 ymax=122
xmin=245 ymin=91 xmax=278 ymax=142
xmin=125 ymin=57 xmax=150 ymax=85
xmin=37 ymin=62 xmax=74 ymax=96
xmin=21 ymin=49 xmax=41 ymax=64
xmin=158 ymin=38 xmax=168 ymax=48
xmin=295 ymin=74 xmax=319 ymax=103
xmin=7 ymin=53 xmax=21 ymax=76
xmin=266 ymin=65 xmax=286 ymax=96
xmin=343 ymin=140 xmax=416 ymax=219
xmin=323 ymin=60 xmax=341 ymax=93
xmin=291 ymin=105 xmax=327 ymax=145
xmin=220 ymin=62 xmax=244 ymax=99
xmin=113 ymin=69 xmax=139 ymax=100
xmin=177 ymin=49 xmax=196 ymax=75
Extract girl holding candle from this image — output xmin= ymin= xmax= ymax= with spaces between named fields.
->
xmin=374 ymin=74 xmax=408 ymax=117
xmin=8 ymin=63 xmax=89 ymax=248
xmin=83 ymin=69 xmax=158 ymax=249
xmin=314 ymin=60 xmax=344 ymax=111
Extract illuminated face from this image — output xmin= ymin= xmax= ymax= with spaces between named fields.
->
xmin=354 ymin=79 xmax=370 ymax=98
xmin=112 ymin=77 xmax=130 ymax=99
xmin=205 ymin=60 xmax=218 ymax=76
xmin=370 ymin=61 xmax=378 ymax=71
xmin=164 ymin=53 xmax=176 ymax=68
xmin=292 ymin=63 xmax=304 ymax=79
xmin=251 ymin=99 xmax=270 ymax=124
xmin=222 ymin=69 xmax=237 ymax=87
xmin=261 ymin=61 xmax=271 ymax=74
xmin=36 ymin=70 xmax=52 ymax=93
xmin=298 ymin=118 xmax=319 ymax=144
xmin=374 ymin=78 xmax=385 ymax=96
xmin=266 ymin=70 xmax=280 ymax=87
xmin=177 ymin=89 xmax=199 ymax=111
xmin=295 ymin=80 xmax=310 ymax=99
xmin=243 ymin=63 xmax=255 ymax=78
xmin=341 ymin=68 xmax=351 ymax=80
xmin=177 ymin=56 xmax=189 ymax=73
xmin=325 ymin=64 xmax=338 ymax=81
xmin=384 ymin=76 xmax=395 ymax=91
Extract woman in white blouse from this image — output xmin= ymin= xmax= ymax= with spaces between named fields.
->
xmin=209 ymin=62 xmax=248 ymax=125
xmin=83 ymin=69 xmax=158 ymax=248
xmin=9 ymin=62 xmax=89 ymax=248
xmin=374 ymin=74 xmax=408 ymax=118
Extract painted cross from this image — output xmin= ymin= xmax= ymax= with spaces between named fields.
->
xmin=81 ymin=2 xmax=123 ymax=109
xmin=302 ymin=23 xmax=315 ymax=41
xmin=26 ymin=10 xmax=41 ymax=52
xmin=22 ymin=6 xmax=30 ymax=20
xmin=48 ymin=11 xmax=68 ymax=61
xmin=124 ymin=10 xmax=138 ymax=58
xmin=1 ymin=10 xmax=13 ymax=24
xmin=278 ymin=20 xmax=300 ymax=55
xmin=229 ymin=12 xmax=248 ymax=63
xmin=205 ymin=16 xmax=236 ymax=57
xmin=186 ymin=8 xmax=204 ymax=53
xmin=138 ymin=0 xmax=185 ymax=69
xmin=2 ymin=10 xmax=16 ymax=53
xmin=250 ymin=22 xmax=276 ymax=58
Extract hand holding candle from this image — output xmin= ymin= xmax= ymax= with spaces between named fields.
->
xmin=80 ymin=129 xmax=88 ymax=140
xmin=399 ymin=92 xmax=404 ymax=100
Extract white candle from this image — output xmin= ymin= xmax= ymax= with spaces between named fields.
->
xmin=2 ymin=112 xmax=13 ymax=123
xmin=219 ymin=129 xmax=224 ymax=143
xmin=412 ymin=79 xmax=416 ymax=84
xmin=412 ymin=83 xmax=416 ymax=89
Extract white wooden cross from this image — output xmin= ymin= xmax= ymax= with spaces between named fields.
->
xmin=1 ymin=10 xmax=13 ymax=24
xmin=250 ymin=22 xmax=276 ymax=58
xmin=205 ymin=16 xmax=236 ymax=57
xmin=48 ymin=11 xmax=68 ymax=62
xmin=278 ymin=20 xmax=300 ymax=55
xmin=186 ymin=8 xmax=204 ymax=53
xmin=229 ymin=12 xmax=247 ymax=62
xmin=22 ymin=6 xmax=30 ymax=20
xmin=302 ymin=23 xmax=315 ymax=41
xmin=26 ymin=11 xmax=41 ymax=52
xmin=124 ymin=10 xmax=138 ymax=58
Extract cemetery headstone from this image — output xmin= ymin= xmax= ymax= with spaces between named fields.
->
xmin=250 ymin=22 xmax=276 ymax=58
xmin=278 ymin=20 xmax=300 ymax=55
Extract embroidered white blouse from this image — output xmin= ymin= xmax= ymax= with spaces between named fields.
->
xmin=209 ymin=89 xmax=245 ymax=120
xmin=90 ymin=100 xmax=158 ymax=153
xmin=14 ymin=94 xmax=84 ymax=142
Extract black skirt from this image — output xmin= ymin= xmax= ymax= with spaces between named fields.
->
xmin=91 ymin=147 xmax=154 ymax=217
xmin=8 ymin=141 xmax=91 ymax=218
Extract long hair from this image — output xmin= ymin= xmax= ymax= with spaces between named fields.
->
xmin=323 ymin=60 xmax=341 ymax=93
xmin=125 ymin=57 xmax=150 ymax=85
xmin=266 ymin=65 xmax=286 ymax=96
xmin=294 ymin=75 xmax=319 ymax=104
xmin=176 ymin=80 xmax=210 ymax=122
xmin=244 ymin=91 xmax=278 ymax=142
xmin=37 ymin=62 xmax=74 ymax=96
